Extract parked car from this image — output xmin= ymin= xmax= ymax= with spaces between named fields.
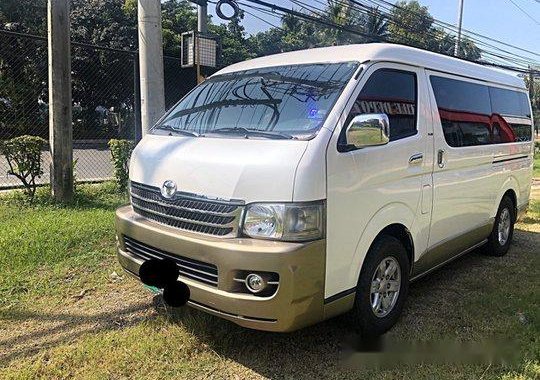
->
xmin=115 ymin=43 xmax=534 ymax=336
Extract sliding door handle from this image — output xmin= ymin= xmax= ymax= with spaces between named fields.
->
xmin=409 ymin=153 xmax=423 ymax=164
xmin=437 ymin=149 xmax=445 ymax=168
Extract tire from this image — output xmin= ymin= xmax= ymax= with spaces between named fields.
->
xmin=483 ymin=196 xmax=515 ymax=257
xmin=349 ymin=235 xmax=410 ymax=337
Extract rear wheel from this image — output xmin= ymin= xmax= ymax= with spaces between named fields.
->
xmin=483 ymin=195 xmax=515 ymax=257
xmin=349 ymin=235 xmax=410 ymax=337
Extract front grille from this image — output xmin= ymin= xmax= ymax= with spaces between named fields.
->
xmin=124 ymin=236 xmax=218 ymax=287
xmin=130 ymin=181 xmax=243 ymax=237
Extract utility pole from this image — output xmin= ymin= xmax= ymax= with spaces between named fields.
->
xmin=454 ymin=0 xmax=464 ymax=57
xmin=138 ymin=0 xmax=165 ymax=135
xmin=195 ymin=0 xmax=208 ymax=84
xmin=197 ymin=0 xmax=208 ymax=34
xmin=528 ymin=66 xmax=534 ymax=101
xmin=48 ymin=0 xmax=73 ymax=202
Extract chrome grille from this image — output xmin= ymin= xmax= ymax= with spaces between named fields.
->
xmin=124 ymin=236 xmax=218 ymax=287
xmin=130 ymin=181 xmax=243 ymax=237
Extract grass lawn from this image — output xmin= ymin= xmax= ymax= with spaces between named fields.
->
xmin=534 ymin=152 xmax=540 ymax=178
xmin=0 ymin=183 xmax=539 ymax=379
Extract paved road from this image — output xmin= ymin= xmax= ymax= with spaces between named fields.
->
xmin=0 ymin=146 xmax=113 ymax=188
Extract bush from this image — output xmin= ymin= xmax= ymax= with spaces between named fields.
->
xmin=0 ymin=135 xmax=47 ymax=199
xmin=108 ymin=139 xmax=134 ymax=192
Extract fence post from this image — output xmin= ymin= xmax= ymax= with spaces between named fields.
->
xmin=48 ymin=0 xmax=73 ymax=202
xmin=134 ymin=55 xmax=142 ymax=142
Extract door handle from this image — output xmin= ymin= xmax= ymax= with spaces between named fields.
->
xmin=437 ymin=149 xmax=445 ymax=168
xmin=409 ymin=153 xmax=424 ymax=164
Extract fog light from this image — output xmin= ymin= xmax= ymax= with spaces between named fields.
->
xmin=245 ymin=273 xmax=265 ymax=293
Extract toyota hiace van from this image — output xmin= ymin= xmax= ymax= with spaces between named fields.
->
xmin=116 ymin=43 xmax=534 ymax=335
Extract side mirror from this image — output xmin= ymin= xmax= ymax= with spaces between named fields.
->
xmin=344 ymin=113 xmax=390 ymax=149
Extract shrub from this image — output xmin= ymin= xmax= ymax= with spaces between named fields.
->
xmin=0 ymin=135 xmax=47 ymax=199
xmin=108 ymin=139 xmax=134 ymax=192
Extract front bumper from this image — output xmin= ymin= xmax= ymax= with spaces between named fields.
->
xmin=115 ymin=205 xmax=328 ymax=332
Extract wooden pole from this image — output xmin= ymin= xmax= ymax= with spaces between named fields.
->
xmin=48 ymin=0 xmax=73 ymax=202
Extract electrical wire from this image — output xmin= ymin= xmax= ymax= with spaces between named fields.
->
xmin=237 ymin=0 xmax=540 ymax=74
xmin=288 ymin=0 xmax=537 ymax=68
xmin=507 ymin=0 xmax=540 ymax=26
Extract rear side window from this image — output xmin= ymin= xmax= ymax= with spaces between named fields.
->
xmin=430 ymin=76 xmax=532 ymax=147
xmin=348 ymin=69 xmax=417 ymax=141
xmin=489 ymin=87 xmax=531 ymax=118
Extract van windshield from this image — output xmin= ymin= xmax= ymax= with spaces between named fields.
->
xmin=152 ymin=62 xmax=359 ymax=139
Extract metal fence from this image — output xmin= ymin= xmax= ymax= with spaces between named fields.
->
xmin=0 ymin=29 xmax=196 ymax=189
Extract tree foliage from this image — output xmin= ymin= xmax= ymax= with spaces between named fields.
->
xmin=0 ymin=135 xmax=47 ymax=199
xmin=108 ymin=139 xmax=134 ymax=192
xmin=0 ymin=0 xmax=486 ymax=140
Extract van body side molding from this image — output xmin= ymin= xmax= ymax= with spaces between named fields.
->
xmin=324 ymin=287 xmax=356 ymax=304
xmin=411 ymin=220 xmax=494 ymax=281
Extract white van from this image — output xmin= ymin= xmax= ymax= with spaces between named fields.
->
xmin=116 ymin=43 xmax=534 ymax=335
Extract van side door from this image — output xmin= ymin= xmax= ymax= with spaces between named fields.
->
xmin=415 ymin=71 xmax=496 ymax=275
xmin=325 ymin=62 xmax=433 ymax=300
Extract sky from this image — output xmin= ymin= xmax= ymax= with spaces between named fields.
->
xmin=207 ymin=0 xmax=540 ymax=66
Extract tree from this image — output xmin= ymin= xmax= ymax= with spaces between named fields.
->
xmin=360 ymin=8 xmax=388 ymax=43
xmin=387 ymin=0 xmax=434 ymax=49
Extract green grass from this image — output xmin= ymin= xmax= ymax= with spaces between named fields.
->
xmin=0 ymin=182 xmax=127 ymax=306
xmin=534 ymin=152 xmax=540 ymax=178
xmin=0 ymin=184 xmax=538 ymax=379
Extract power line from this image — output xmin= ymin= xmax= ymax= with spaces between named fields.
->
xmin=367 ymin=0 xmax=540 ymax=58
xmin=238 ymin=0 xmax=540 ymax=75
xmin=290 ymin=0 xmax=538 ymax=69
xmin=360 ymin=0 xmax=537 ymax=63
xmin=335 ymin=0 xmax=540 ymax=68
xmin=507 ymin=0 xmax=540 ymax=26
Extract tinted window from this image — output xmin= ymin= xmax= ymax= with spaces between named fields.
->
xmin=348 ymin=69 xmax=417 ymax=141
xmin=430 ymin=76 xmax=491 ymax=115
xmin=430 ymin=76 xmax=532 ymax=146
xmin=489 ymin=87 xmax=530 ymax=118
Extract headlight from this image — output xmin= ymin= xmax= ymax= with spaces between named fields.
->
xmin=242 ymin=202 xmax=325 ymax=241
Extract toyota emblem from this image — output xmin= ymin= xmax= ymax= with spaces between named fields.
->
xmin=161 ymin=180 xmax=177 ymax=199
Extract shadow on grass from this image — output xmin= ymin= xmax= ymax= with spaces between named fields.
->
xmin=1 ymin=229 xmax=537 ymax=378
xmin=0 ymin=301 xmax=150 ymax=366
xmin=160 ymin=228 xmax=539 ymax=378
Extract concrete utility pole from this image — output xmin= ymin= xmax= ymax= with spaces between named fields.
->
xmin=48 ymin=0 xmax=73 ymax=202
xmin=197 ymin=0 xmax=208 ymax=34
xmin=454 ymin=0 xmax=464 ymax=57
xmin=528 ymin=66 xmax=534 ymax=100
xmin=195 ymin=0 xmax=208 ymax=84
xmin=138 ymin=0 xmax=165 ymax=135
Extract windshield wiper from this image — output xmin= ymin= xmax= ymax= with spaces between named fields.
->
xmin=154 ymin=124 xmax=200 ymax=137
xmin=206 ymin=127 xmax=295 ymax=140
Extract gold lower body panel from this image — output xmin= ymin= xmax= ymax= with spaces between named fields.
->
xmin=115 ymin=205 xmax=351 ymax=332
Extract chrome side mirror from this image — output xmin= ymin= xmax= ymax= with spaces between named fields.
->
xmin=345 ymin=113 xmax=390 ymax=149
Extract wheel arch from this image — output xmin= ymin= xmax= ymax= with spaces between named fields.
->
xmin=493 ymin=176 xmax=519 ymax=219
xmin=349 ymin=203 xmax=416 ymax=288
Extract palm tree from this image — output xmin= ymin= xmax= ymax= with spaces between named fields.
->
xmin=360 ymin=8 xmax=388 ymax=43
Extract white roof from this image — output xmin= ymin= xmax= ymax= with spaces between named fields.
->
xmin=215 ymin=43 xmax=525 ymax=90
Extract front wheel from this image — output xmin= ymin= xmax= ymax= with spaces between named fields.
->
xmin=349 ymin=235 xmax=410 ymax=337
xmin=483 ymin=196 xmax=515 ymax=257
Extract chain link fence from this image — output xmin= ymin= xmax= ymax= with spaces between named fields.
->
xmin=0 ymin=30 xmax=196 ymax=189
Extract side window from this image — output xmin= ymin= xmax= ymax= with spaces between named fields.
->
xmin=347 ymin=69 xmax=417 ymax=142
xmin=430 ymin=76 xmax=533 ymax=147
xmin=430 ymin=76 xmax=491 ymax=147
xmin=489 ymin=87 xmax=532 ymax=143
